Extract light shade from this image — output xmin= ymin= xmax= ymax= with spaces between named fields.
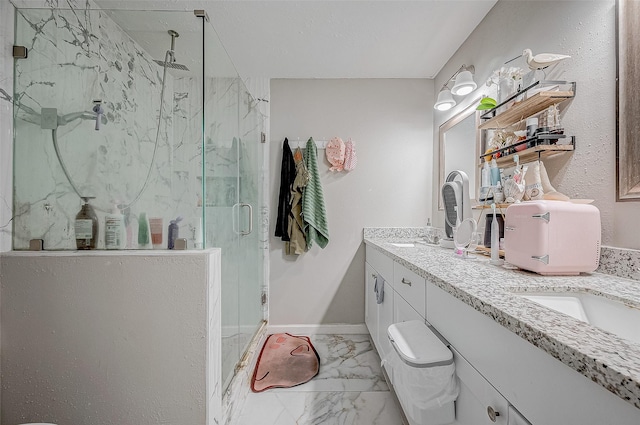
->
xmin=434 ymin=88 xmax=456 ymax=111
xmin=451 ymin=70 xmax=477 ymax=96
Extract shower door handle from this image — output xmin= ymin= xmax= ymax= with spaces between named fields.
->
xmin=239 ymin=203 xmax=253 ymax=236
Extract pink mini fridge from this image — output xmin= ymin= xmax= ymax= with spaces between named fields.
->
xmin=504 ymin=200 xmax=601 ymax=275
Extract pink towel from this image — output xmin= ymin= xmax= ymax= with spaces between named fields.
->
xmin=343 ymin=138 xmax=357 ymax=171
xmin=326 ymin=137 xmax=345 ymax=171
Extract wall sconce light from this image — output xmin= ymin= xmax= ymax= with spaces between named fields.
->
xmin=434 ymin=64 xmax=477 ymax=111
xmin=434 ymin=88 xmax=456 ymax=111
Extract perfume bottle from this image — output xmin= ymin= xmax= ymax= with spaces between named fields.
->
xmin=75 ymin=196 xmax=98 ymax=250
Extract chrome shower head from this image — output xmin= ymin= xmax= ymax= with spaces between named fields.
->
xmin=154 ymin=59 xmax=189 ymax=71
xmin=153 ymin=29 xmax=190 ymax=71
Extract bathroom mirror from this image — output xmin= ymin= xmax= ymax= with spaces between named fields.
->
xmin=438 ymin=100 xmax=481 ymax=209
xmin=617 ymin=0 xmax=640 ymax=201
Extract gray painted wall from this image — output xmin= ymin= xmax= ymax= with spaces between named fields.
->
xmin=269 ymin=79 xmax=434 ymax=325
xmin=432 ymin=0 xmax=640 ymax=250
xmin=0 ymin=250 xmax=220 ymax=425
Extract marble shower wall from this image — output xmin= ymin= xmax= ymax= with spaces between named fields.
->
xmin=11 ymin=6 xmax=208 ymax=250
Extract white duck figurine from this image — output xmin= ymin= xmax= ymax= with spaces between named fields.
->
xmin=522 ymin=48 xmax=571 ymax=70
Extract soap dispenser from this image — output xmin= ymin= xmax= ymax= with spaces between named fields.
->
xmin=75 ymin=196 xmax=98 ymax=250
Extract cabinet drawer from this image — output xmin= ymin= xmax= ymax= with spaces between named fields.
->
xmin=452 ymin=347 xmax=509 ymax=425
xmin=366 ymin=245 xmax=394 ymax=284
xmin=393 ymin=262 xmax=426 ymax=317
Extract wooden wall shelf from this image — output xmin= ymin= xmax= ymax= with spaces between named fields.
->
xmin=479 ymin=90 xmax=575 ymax=130
xmin=473 ymin=204 xmax=511 ymax=210
xmin=492 ymin=144 xmax=574 ymax=167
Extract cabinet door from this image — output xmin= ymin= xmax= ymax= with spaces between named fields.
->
xmin=377 ymin=284 xmax=394 ymax=363
xmin=452 ymin=347 xmax=509 ymax=425
xmin=394 ymin=292 xmax=424 ymax=323
xmin=365 ymin=263 xmax=378 ymax=345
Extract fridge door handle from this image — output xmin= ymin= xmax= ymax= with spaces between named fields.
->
xmin=531 ymin=212 xmax=550 ymax=223
xmin=531 ymin=254 xmax=549 ymax=264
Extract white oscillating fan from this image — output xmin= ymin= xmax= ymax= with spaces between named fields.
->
xmin=441 ymin=170 xmax=472 ymax=248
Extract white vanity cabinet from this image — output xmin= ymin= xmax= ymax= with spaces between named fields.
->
xmin=365 ymin=242 xmax=640 ymax=424
xmin=426 ymin=281 xmax=640 ymax=425
xmin=366 ymin=245 xmax=511 ymax=425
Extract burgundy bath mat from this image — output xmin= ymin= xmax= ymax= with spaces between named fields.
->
xmin=251 ymin=333 xmax=320 ymax=392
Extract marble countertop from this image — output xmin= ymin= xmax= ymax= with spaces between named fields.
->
xmin=364 ymin=232 xmax=640 ymax=410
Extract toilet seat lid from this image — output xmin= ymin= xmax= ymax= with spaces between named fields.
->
xmin=388 ymin=320 xmax=453 ymax=368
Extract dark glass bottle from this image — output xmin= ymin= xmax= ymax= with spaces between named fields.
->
xmin=75 ymin=197 xmax=98 ymax=250
xmin=167 ymin=216 xmax=183 ymax=249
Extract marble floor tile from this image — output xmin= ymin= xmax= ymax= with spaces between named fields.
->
xmin=234 ymin=391 xmax=403 ymax=425
xmin=228 ymin=334 xmax=404 ymax=425
xmin=275 ymin=334 xmax=389 ymax=392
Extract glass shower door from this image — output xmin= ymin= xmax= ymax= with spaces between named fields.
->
xmin=203 ymin=20 xmax=264 ymax=392
xmin=236 ymin=88 xmax=265 ymax=361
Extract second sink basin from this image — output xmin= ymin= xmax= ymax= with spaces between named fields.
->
xmin=512 ymin=290 xmax=640 ymax=345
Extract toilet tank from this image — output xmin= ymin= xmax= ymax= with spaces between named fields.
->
xmin=504 ymin=200 xmax=601 ymax=275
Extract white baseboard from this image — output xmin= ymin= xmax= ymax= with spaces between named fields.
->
xmin=266 ymin=323 xmax=368 ymax=335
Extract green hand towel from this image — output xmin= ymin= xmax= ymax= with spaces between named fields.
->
xmin=302 ymin=138 xmax=329 ymax=249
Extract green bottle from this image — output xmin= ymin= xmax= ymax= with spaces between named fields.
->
xmin=138 ymin=212 xmax=150 ymax=248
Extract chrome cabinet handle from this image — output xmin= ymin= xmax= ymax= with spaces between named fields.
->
xmin=401 ymin=278 xmax=412 ymax=286
xmin=487 ymin=406 xmax=500 ymax=422
xmin=239 ymin=203 xmax=253 ymax=236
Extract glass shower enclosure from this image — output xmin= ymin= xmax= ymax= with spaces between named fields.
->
xmin=12 ymin=5 xmax=264 ymax=391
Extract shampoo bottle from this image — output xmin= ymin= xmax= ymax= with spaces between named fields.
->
xmin=75 ymin=197 xmax=98 ymax=250
xmin=105 ymin=205 xmax=125 ymax=250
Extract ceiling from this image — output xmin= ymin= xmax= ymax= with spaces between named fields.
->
xmin=94 ymin=0 xmax=498 ymax=79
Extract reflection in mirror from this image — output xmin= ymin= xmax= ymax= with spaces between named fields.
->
xmin=439 ymin=101 xmax=481 ymax=209
xmin=617 ymin=0 xmax=640 ymax=201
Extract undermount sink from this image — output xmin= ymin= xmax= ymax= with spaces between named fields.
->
xmin=511 ymin=290 xmax=640 ymax=345
xmin=389 ymin=243 xmax=415 ymax=248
